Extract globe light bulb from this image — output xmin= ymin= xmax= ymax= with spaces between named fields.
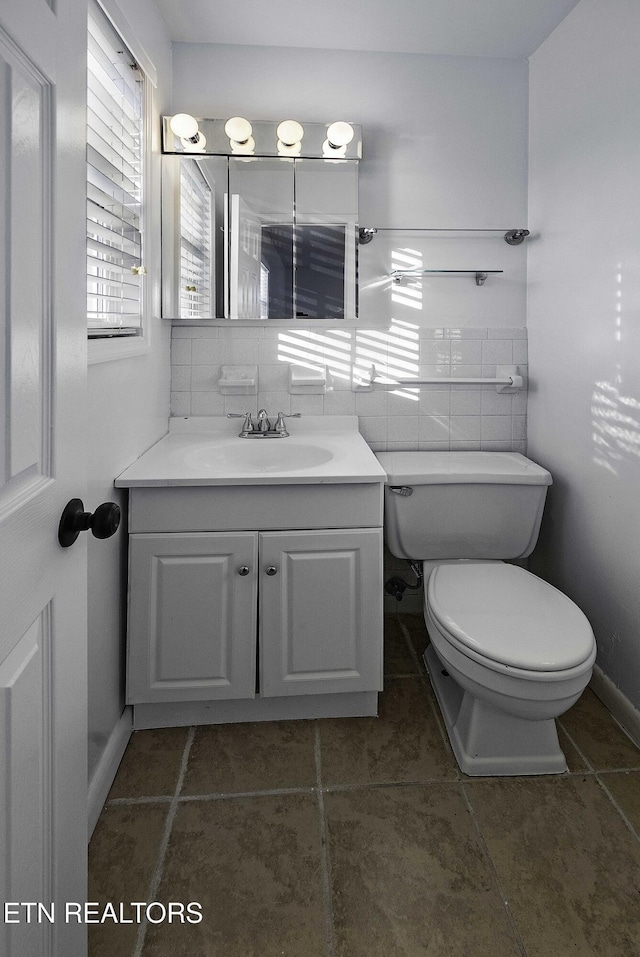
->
xmin=224 ymin=116 xmax=253 ymax=144
xmin=169 ymin=113 xmax=199 ymax=139
xmin=276 ymin=120 xmax=304 ymax=147
xmin=326 ymin=121 xmax=354 ymax=149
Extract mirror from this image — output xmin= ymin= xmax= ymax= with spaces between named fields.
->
xmin=162 ymin=149 xmax=360 ymax=320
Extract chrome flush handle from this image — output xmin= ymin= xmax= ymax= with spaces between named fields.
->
xmin=389 ymin=486 xmax=413 ymax=496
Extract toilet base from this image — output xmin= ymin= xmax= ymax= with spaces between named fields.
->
xmin=424 ymin=644 xmax=568 ymax=776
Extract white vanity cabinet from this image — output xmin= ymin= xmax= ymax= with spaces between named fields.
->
xmin=122 ymin=479 xmax=384 ymax=727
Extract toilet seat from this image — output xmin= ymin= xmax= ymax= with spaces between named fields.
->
xmin=427 ymin=563 xmax=596 ymax=678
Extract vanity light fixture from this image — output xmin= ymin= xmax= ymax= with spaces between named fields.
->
xmin=276 ymin=119 xmax=304 ymax=156
xmin=162 ymin=116 xmax=362 ymax=158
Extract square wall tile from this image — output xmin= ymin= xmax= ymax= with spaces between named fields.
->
xmin=191 ymin=392 xmax=225 ymax=416
xmin=170 ymin=365 xmax=191 ymax=392
xmin=190 ymin=339 xmax=225 ymax=364
xmin=419 ymin=415 xmax=451 ymax=443
xmin=481 ymin=416 xmax=513 ymax=441
xmin=450 ymin=416 xmax=481 ymax=442
xmin=482 ymin=340 xmax=513 ymax=365
xmin=171 ymin=338 xmax=191 ymax=364
xmin=450 ymin=391 xmax=482 ymax=415
xmin=419 ymin=391 xmax=450 ymax=416
xmin=170 ymin=392 xmax=190 ymax=416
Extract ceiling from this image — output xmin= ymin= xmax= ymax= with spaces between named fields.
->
xmin=153 ymin=0 xmax=581 ymax=58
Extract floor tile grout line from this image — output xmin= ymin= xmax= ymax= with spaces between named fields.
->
xmin=460 ymin=781 xmax=529 ymax=957
xmin=592 ymin=772 xmax=640 ymax=844
xmin=321 ymin=777 xmax=459 ymax=793
xmin=544 ymin=717 xmax=640 ymax=844
xmin=555 ymin=719 xmax=596 ymax=773
xmin=596 ymin=766 xmax=640 ymax=774
xmin=410 ymin=645 xmax=464 ymax=782
xmin=106 ymin=795 xmax=174 ymax=806
xmin=384 ymin=671 xmax=424 ymax=679
xmin=177 ymin=785 xmax=317 ymax=802
xmin=132 ymin=726 xmax=196 ymax=957
xmin=315 ymin=723 xmax=337 ymax=957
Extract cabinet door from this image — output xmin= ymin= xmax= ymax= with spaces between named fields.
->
xmin=127 ymin=532 xmax=258 ymax=703
xmin=259 ymin=528 xmax=383 ymax=697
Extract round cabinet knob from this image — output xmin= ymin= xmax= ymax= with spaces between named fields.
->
xmin=238 ymin=566 xmax=250 ymax=576
xmin=265 ymin=566 xmax=278 ymax=576
xmin=58 ymin=499 xmax=121 ymax=548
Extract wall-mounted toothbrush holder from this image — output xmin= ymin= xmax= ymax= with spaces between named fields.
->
xmin=288 ymin=364 xmax=333 ymax=394
xmin=351 ymin=363 xmax=524 ymax=394
xmin=218 ymin=365 xmax=258 ymax=394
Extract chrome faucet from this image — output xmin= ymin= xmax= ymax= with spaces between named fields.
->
xmin=256 ymin=409 xmax=271 ymax=433
xmin=227 ymin=411 xmax=301 ymax=438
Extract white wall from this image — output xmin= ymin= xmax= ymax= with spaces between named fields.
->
xmin=87 ymin=0 xmax=173 ymax=791
xmin=172 ymin=44 xmax=529 ymax=228
xmin=527 ymin=0 xmax=640 ymax=709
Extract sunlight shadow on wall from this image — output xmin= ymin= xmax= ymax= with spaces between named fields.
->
xmin=276 ymin=245 xmax=422 ymax=397
xmin=591 ymin=266 xmax=640 ymax=475
xmin=592 ymin=380 xmax=640 ymax=476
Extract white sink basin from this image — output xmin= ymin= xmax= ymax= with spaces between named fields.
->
xmin=115 ymin=415 xmax=388 ymax=487
xmin=184 ymin=440 xmax=334 ymax=473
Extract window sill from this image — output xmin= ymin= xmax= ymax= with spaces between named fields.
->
xmin=88 ymin=334 xmax=150 ymax=365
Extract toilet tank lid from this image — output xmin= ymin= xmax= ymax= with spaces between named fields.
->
xmin=375 ymin=451 xmax=552 ymax=486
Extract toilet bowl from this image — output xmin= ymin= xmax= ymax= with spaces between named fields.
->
xmin=424 ymin=562 xmax=596 ymax=775
xmin=375 ymin=450 xmax=597 ymax=776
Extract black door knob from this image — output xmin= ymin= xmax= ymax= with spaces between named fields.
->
xmin=58 ymin=499 xmax=121 ymax=548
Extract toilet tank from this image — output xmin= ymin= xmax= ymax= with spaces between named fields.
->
xmin=375 ymin=451 xmax=553 ymax=561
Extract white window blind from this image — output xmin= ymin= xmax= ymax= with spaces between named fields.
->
xmin=87 ymin=2 xmax=145 ymax=337
xmin=179 ymin=160 xmax=212 ymax=318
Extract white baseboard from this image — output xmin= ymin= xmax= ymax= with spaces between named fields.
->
xmin=87 ymin=707 xmax=133 ymax=840
xmin=590 ymin=665 xmax=640 ymax=748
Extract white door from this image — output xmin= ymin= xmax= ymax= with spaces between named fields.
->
xmin=0 ymin=2 xmax=88 ymax=955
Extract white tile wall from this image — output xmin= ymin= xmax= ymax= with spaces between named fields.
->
xmin=171 ymin=324 xmax=527 ymax=454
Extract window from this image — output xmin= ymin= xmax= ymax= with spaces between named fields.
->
xmin=87 ymin=1 xmax=145 ymax=338
xmin=179 ymin=160 xmax=212 ymax=318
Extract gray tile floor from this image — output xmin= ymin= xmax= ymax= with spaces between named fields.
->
xmin=89 ymin=614 xmax=640 ymax=956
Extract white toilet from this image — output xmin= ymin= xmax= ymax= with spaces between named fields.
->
xmin=376 ymin=450 xmax=597 ymax=776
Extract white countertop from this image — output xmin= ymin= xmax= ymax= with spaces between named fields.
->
xmin=115 ymin=416 xmax=387 ymax=487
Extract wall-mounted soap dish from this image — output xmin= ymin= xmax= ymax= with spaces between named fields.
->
xmin=288 ymin=363 xmax=332 ymax=394
xmin=218 ymin=365 xmax=258 ymax=394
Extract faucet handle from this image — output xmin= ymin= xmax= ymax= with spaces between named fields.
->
xmin=227 ymin=411 xmax=255 ymax=433
xmin=274 ymin=411 xmax=302 ymax=434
